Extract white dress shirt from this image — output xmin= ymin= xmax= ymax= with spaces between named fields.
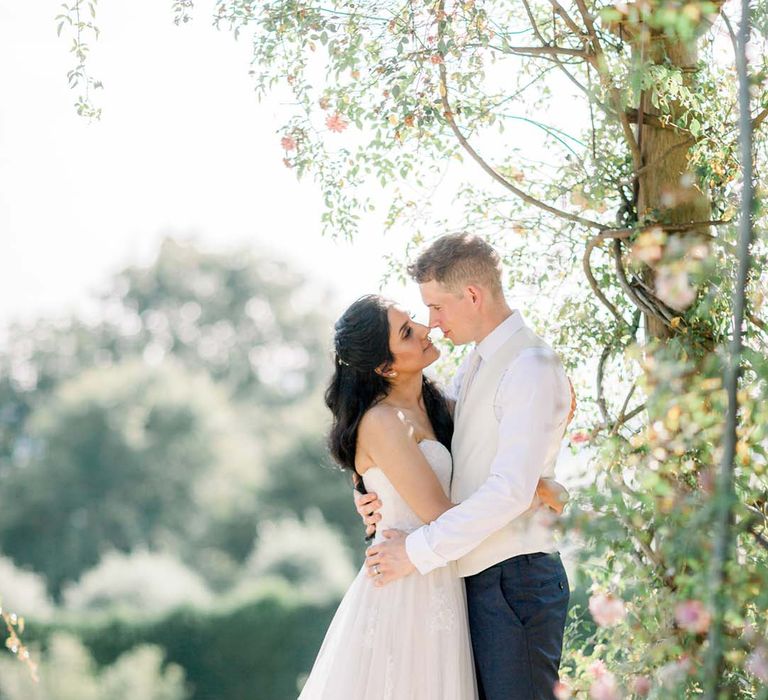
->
xmin=406 ymin=311 xmax=571 ymax=575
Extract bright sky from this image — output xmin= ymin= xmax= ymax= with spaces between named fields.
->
xmin=0 ymin=0 xmax=608 ymax=338
xmin=0 ymin=0 xmax=429 ymax=330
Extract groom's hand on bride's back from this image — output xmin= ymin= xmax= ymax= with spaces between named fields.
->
xmin=354 ymin=491 xmax=382 ymax=539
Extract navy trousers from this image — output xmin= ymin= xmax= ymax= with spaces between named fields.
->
xmin=464 ymin=552 xmax=570 ymax=700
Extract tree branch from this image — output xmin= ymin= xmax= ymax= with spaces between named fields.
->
xmin=549 ymin=0 xmax=586 ymax=39
xmin=572 ymin=0 xmax=643 ymax=171
xmin=616 ymin=510 xmax=677 ymax=590
xmin=502 ymin=45 xmax=590 ymax=58
xmin=596 ymin=342 xmax=612 ymax=425
xmin=740 ymin=503 xmax=768 ymax=551
xmin=611 ymin=383 xmax=637 ymax=436
xmin=749 ymin=525 xmax=768 ymax=553
xmin=435 ymin=47 xmax=604 ymax=229
xmin=617 ymin=402 xmax=645 ymax=426
xmin=589 ymin=403 xmax=646 ymax=440
xmin=612 ymin=238 xmax=675 ymax=329
xmin=596 ymin=312 xmax=641 ymax=434
xmin=753 ymin=107 xmax=768 ymax=131
xmin=747 ymin=309 xmax=767 ymax=334
xmin=583 ymin=229 xmax=633 ymax=325
xmin=625 ymin=108 xmax=688 ymax=133
xmin=522 ymin=0 xmax=613 ymax=114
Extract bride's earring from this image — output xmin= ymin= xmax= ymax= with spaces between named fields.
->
xmin=375 ymin=366 xmax=398 ymax=379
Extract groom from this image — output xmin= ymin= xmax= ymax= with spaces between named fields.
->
xmin=361 ymin=233 xmax=572 ymax=700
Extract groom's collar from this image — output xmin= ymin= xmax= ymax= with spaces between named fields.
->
xmin=475 ymin=310 xmax=525 ymax=362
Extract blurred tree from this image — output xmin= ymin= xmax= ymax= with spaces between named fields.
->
xmin=0 ymin=359 xmax=262 ymax=599
xmin=102 ymin=238 xmax=332 ymax=404
xmin=0 ymin=632 xmax=189 ymax=700
xmin=0 ymin=317 xmax=112 ymax=477
xmin=0 ymin=239 xmax=361 ymax=597
xmin=25 ymin=587 xmax=339 ymax=700
xmin=236 ymin=511 xmax=358 ymax=604
xmin=0 ymin=556 xmax=54 ymax=619
xmin=0 ymin=238 xmax=333 ymax=472
xmin=262 ymin=436 xmax=361 ymax=546
xmin=62 ymin=550 xmax=212 ymax=616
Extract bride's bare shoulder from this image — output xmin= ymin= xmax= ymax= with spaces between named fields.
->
xmin=358 ymin=404 xmax=415 ymax=443
xmin=355 ymin=404 xmax=415 ymax=473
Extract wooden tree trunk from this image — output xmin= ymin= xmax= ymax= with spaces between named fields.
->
xmin=632 ymin=26 xmax=713 ymax=339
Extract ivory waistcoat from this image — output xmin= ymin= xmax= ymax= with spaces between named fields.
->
xmin=451 ymin=326 xmax=561 ymax=577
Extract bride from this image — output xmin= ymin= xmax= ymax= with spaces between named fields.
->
xmin=298 ymin=294 xmax=566 ymax=700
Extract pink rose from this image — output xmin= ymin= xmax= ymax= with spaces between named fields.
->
xmin=632 ymin=227 xmax=665 ymax=265
xmin=588 ymin=660 xmax=608 ymax=678
xmin=589 ymin=593 xmax=627 ymax=628
xmin=570 ymin=430 xmax=590 ymax=445
xmin=589 ymin=672 xmax=620 ymax=700
xmin=747 ymin=648 xmax=768 ymax=683
xmin=280 ymin=135 xmax=297 ymax=151
xmin=658 ymin=656 xmax=692 ymax=688
xmin=325 ymin=113 xmax=349 ymax=133
xmin=655 ymin=268 xmax=696 ymax=311
xmin=632 ymin=676 xmax=652 ymax=696
xmin=674 ymin=600 xmax=711 ymax=634
xmin=553 ymin=680 xmax=572 ymax=699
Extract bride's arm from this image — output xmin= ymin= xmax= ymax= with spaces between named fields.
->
xmin=358 ymin=406 xmax=453 ymax=524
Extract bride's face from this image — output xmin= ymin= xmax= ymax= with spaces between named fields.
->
xmin=385 ymin=305 xmax=440 ymax=374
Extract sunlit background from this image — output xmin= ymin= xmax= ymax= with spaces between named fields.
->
xmin=0 ymin=2 xmax=586 ymax=698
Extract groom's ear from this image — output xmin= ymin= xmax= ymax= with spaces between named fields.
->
xmin=466 ymin=285 xmax=481 ymax=306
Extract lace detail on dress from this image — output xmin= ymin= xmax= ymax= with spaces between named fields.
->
xmin=428 ymin=583 xmax=457 ymax=634
xmin=362 ymin=601 xmax=380 ymax=649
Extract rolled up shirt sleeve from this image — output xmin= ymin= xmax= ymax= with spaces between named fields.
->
xmin=405 ymin=348 xmax=570 ymax=575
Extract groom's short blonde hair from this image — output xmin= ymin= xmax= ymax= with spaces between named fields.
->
xmin=407 ymin=233 xmax=504 ymax=298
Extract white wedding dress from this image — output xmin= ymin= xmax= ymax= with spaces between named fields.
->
xmin=298 ymin=439 xmax=478 ymax=700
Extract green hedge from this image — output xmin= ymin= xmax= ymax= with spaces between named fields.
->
xmin=26 ymin=591 xmax=339 ymax=700
xmin=21 ymin=584 xmax=590 ymax=700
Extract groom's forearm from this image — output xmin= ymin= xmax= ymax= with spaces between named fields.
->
xmin=405 ymin=445 xmax=547 ymax=573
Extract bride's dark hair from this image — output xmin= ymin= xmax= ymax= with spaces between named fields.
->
xmin=324 ymin=295 xmax=453 ymax=488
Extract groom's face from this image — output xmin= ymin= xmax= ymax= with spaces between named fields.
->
xmin=419 ymin=279 xmax=476 ymax=346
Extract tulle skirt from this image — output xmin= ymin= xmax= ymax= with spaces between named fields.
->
xmin=298 ymin=563 xmax=478 ymax=700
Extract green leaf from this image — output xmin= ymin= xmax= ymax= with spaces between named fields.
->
xmin=689 ymin=118 xmax=701 ymax=136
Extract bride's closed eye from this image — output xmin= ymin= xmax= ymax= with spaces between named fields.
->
xmin=403 ymin=314 xmax=416 ymax=338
